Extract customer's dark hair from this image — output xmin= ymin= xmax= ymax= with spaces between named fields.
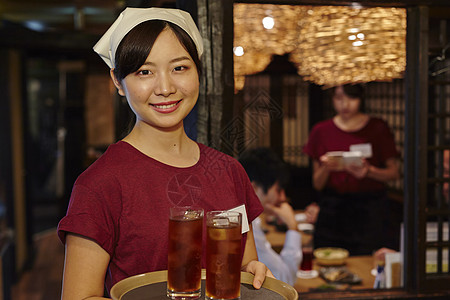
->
xmin=238 ymin=147 xmax=289 ymax=194
xmin=113 ymin=20 xmax=202 ymax=81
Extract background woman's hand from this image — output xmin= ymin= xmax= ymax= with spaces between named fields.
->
xmin=345 ymin=159 xmax=369 ymax=178
xmin=319 ymin=154 xmax=343 ymax=171
xmin=373 ymin=247 xmax=397 ymax=265
xmin=241 ymin=260 xmax=275 ymax=289
xmin=304 ymin=202 xmax=320 ymax=224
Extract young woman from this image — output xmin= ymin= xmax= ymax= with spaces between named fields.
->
xmin=58 ymin=7 xmax=272 ymax=299
xmin=303 ymin=84 xmax=400 ymax=255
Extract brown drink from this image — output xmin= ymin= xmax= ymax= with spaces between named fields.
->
xmin=300 ymin=248 xmax=313 ymax=271
xmin=167 ymin=207 xmax=203 ymax=299
xmin=296 ymin=237 xmax=318 ymax=279
xmin=206 ymin=211 xmax=242 ymax=300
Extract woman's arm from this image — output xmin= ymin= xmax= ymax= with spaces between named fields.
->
xmin=61 ymin=233 xmax=110 ymax=300
xmin=312 ymin=153 xmax=348 ymax=191
xmin=241 ymin=224 xmax=274 ymax=289
xmin=366 ymin=158 xmax=400 ymax=182
xmin=312 ymin=158 xmax=332 ymax=191
xmin=347 ymin=157 xmax=400 ymax=182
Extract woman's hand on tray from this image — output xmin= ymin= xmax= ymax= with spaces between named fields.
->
xmin=242 ymin=260 xmax=275 ymax=289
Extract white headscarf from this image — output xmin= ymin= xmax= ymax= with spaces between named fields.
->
xmin=93 ymin=7 xmax=204 ymax=68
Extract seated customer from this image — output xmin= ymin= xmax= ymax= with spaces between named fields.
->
xmin=239 ymin=147 xmax=302 ymax=286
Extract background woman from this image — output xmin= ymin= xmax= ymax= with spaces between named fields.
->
xmin=303 ymin=83 xmax=400 ymax=255
xmin=58 ymin=7 xmax=272 ymax=299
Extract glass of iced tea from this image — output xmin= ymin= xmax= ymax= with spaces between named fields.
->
xmin=167 ymin=206 xmax=204 ymax=299
xmin=206 ymin=211 xmax=242 ymax=300
xmin=296 ymin=236 xmax=318 ymax=279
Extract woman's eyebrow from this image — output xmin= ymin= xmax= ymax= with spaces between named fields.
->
xmin=142 ymin=56 xmax=192 ymax=66
xmin=170 ymin=56 xmax=192 ymax=63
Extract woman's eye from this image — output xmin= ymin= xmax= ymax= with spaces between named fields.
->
xmin=174 ymin=66 xmax=187 ymax=72
xmin=138 ymin=70 xmax=151 ymax=75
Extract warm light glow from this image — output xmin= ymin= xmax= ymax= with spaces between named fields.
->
xmin=262 ymin=16 xmax=275 ymax=29
xmin=234 ymin=4 xmax=406 ymax=90
xmin=234 ymin=46 xmax=244 ymax=56
xmin=351 ymin=2 xmax=363 ymax=9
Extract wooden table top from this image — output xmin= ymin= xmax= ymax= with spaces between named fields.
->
xmin=262 ymin=212 xmax=376 ymax=292
xmin=294 ymin=255 xmax=375 ymax=292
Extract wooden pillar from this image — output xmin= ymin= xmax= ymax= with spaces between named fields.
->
xmin=196 ymin=0 xmax=235 ymax=153
xmin=269 ymin=74 xmax=284 ymax=158
xmin=9 ymin=50 xmax=29 ymax=271
xmin=403 ymin=5 xmax=429 ymax=293
xmin=8 ymin=50 xmax=30 ymax=274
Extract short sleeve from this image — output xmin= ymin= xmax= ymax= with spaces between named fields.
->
xmin=235 ymin=160 xmax=264 ymax=224
xmin=376 ymin=120 xmax=399 ymax=162
xmin=57 ymin=182 xmax=120 ymax=256
xmin=244 ymin=173 xmax=264 ymax=224
xmin=303 ymin=123 xmax=323 ymax=160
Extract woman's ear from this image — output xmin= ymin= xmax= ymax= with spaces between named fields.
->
xmin=110 ymin=69 xmax=125 ymax=96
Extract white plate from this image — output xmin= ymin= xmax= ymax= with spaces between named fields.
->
xmin=295 ymin=213 xmax=307 ymax=222
xmin=298 ymin=223 xmax=314 ymax=232
xmin=297 ymin=269 xmax=318 ymax=279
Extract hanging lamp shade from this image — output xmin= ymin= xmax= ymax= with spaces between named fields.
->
xmin=290 ymin=6 xmax=406 ymax=87
xmin=233 ymin=4 xmax=406 ymax=90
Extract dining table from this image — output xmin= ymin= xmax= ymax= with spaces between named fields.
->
xmin=262 ymin=212 xmax=376 ymax=293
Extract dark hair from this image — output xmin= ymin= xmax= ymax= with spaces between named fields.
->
xmin=113 ymin=20 xmax=202 ymax=81
xmin=330 ymin=83 xmax=365 ymax=111
xmin=238 ymin=147 xmax=289 ymax=194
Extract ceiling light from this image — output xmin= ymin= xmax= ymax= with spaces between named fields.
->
xmin=262 ymin=17 xmax=274 ymax=30
xmin=233 ymin=46 xmax=244 ymax=56
xmin=234 ymin=4 xmax=406 ymax=89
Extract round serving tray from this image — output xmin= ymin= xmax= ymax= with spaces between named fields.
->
xmin=110 ymin=269 xmax=298 ymax=300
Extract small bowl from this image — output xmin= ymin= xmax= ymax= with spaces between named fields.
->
xmin=314 ymin=247 xmax=349 ymax=266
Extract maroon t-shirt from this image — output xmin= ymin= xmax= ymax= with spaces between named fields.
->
xmin=303 ymin=117 xmax=399 ymax=194
xmin=57 ymin=141 xmax=263 ymax=292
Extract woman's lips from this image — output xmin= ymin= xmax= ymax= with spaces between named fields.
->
xmin=150 ymin=100 xmax=182 ymax=113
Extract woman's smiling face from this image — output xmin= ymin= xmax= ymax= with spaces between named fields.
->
xmin=114 ymin=27 xmax=199 ymax=131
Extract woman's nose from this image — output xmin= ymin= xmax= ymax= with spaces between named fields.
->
xmin=154 ymin=73 xmax=176 ymax=96
xmin=341 ymin=98 xmax=350 ymax=108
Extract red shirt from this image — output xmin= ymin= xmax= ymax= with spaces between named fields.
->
xmin=58 ymin=141 xmax=263 ymax=292
xmin=303 ymin=117 xmax=399 ymax=194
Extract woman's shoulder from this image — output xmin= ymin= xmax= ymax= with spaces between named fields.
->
xmin=198 ymin=143 xmax=236 ymax=162
xmin=309 ymin=118 xmax=335 ymax=135
xmin=75 ymin=141 xmax=138 ymax=184
xmin=195 ymin=143 xmax=251 ymax=188
xmin=368 ymin=116 xmax=387 ymax=124
xmin=87 ymin=141 xmax=134 ymax=166
xmin=367 ymin=117 xmax=391 ymax=131
xmin=312 ymin=118 xmax=334 ymax=129
xmin=197 ymin=143 xmax=244 ymax=171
